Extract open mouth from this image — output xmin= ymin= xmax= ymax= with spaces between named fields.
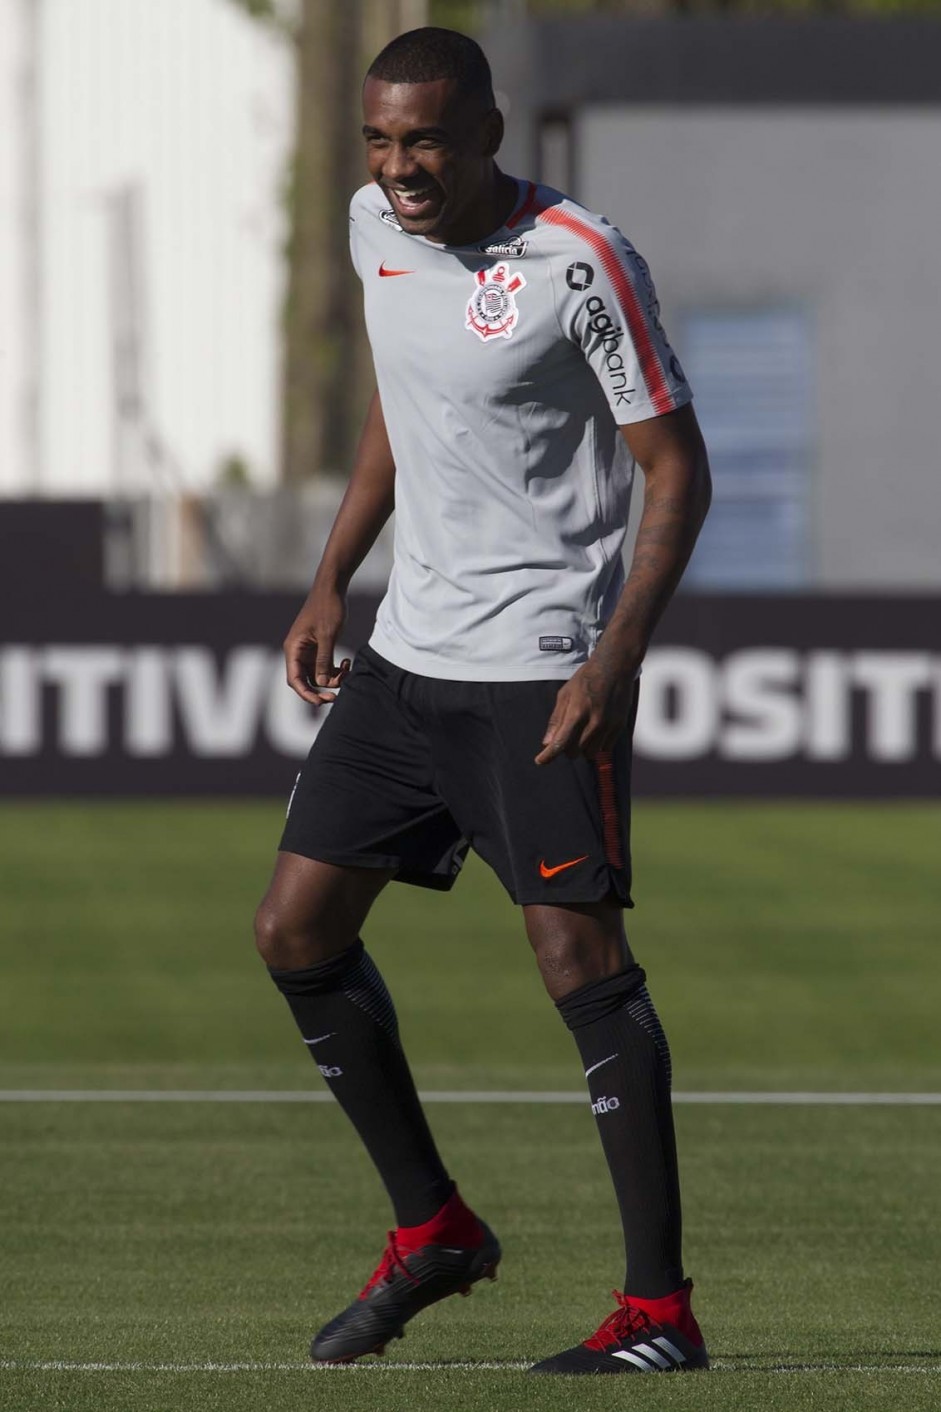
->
xmin=387 ymin=185 xmax=441 ymax=222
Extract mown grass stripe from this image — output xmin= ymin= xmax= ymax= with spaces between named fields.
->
xmin=1 ymin=1359 xmax=940 ymax=1375
xmin=1 ymin=1090 xmax=940 ymax=1105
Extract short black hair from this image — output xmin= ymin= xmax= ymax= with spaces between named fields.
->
xmin=366 ymin=27 xmax=494 ymax=108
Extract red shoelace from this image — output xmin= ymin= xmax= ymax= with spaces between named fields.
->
xmin=584 ymin=1291 xmax=653 ymax=1351
xmin=359 ymin=1232 xmax=422 ymax=1298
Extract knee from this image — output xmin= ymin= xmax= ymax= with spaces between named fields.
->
xmin=253 ymin=896 xmax=290 ymax=967
xmin=533 ymin=934 xmax=623 ymax=1001
xmin=525 ymin=905 xmax=630 ymax=1003
xmin=254 ymin=857 xmax=387 ymax=971
xmin=253 ymin=894 xmax=337 ymax=970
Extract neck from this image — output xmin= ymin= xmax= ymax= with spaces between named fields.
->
xmin=433 ymin=166 xmax=519 ymax=246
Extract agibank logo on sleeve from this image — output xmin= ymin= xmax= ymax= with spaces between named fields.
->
xmin=465 ymin=262 xmax=526 ymax=342
xmin=584 ymin=296 xmax=636 ymax=408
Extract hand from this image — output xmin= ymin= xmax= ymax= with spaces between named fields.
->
xmin=535 ymin=646 xmax=638 ymax=765
xmin=283 ymin=581 xmax=352 ymax=707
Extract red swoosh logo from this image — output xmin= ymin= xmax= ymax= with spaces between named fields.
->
xmin=539 ymin=855 xmax=589 ymax=879
xmin=379 ymin=263 xmax=414 ymax=277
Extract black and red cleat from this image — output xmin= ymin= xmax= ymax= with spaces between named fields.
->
xmin=310 ymin=1189 xmax=501 ymax=1363
xmin=530 ymin=1279 xmax=709 ymax=1375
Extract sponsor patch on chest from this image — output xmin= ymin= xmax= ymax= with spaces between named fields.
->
xmin=465 ymin=262 xmax=526 ymax=342
xmin=479 ymin=237 xmax=528 ymax=258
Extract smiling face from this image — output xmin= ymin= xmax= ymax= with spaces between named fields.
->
xmin=362 ymin=75 xmax=505 ymax=245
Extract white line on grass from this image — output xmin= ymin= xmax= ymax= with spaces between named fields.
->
xmin=0 ymin=1359 xmax=527 ymax=1373
xmin=1 ymin=1090 xmax=940 ymax=1105
xmin=1 ymin=1359 xmax=940 ymax=1376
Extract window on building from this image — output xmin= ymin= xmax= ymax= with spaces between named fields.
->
xmin=680 ymin=307 xmax=814 ymax=590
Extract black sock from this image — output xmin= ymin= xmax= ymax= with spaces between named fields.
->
xmin=556 ymin=967 xmax=684 ymax=1299
xmin=269 ymin=941 xmax=452 ymax=1227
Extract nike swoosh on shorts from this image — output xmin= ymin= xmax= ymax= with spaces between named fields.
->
xmin=539 ymin=855 xmax=589 ymax=879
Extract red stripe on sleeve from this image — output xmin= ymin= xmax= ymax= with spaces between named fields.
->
xmin=537 ymin=203 xmax=676 ymax=416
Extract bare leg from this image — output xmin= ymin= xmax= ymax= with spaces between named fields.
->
xmin=254 ymin=852 xmax=394 ymax=970
xmin=523 ymin=896 xmax=630 ymax=1000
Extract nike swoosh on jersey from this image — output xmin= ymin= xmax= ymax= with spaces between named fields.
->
xmin=539 ymin=854 xmax=589 ymax=879
xmin=378 ymin=263 xmax=414 ymax=277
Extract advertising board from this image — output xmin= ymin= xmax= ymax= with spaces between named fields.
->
xmin=2 ymin=592 xmax=938 ymax=796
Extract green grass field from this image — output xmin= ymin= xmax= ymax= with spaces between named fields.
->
xmin=1 ymin=801 xmax=940 ymax=1411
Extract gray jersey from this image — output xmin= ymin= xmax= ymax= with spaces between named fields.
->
xmin=349 ymin=178 xmax=691 ymax=682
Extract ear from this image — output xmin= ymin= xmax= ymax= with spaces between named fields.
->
xmin=482 ymin=107 xmax=505 ymax=158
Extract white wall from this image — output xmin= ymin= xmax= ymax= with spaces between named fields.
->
xmin=0 ymin=0 xmax=294 ymax=497
xmin=0 ymin=0 xmax=32 ymax=492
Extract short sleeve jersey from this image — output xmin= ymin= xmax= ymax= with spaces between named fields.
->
xmin=349 ymin=178 xmax=692 ymax=681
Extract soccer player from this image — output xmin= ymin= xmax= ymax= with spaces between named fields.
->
xmin=254 ymin=27 xmax=712 ymax=1375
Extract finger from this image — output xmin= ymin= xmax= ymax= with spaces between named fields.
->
xmin=292 ymin=670 xmax=341 ymax=708
xmin=575 ymin=728 xmax=605 ymax=760
xmin=541 ymin=708 xmax=562 ymax=748
xmin=580 ymin=713 xmax=621 ymax=760
xmin=594 ymin=723 xmax=622 ymax=757
xmin=286 ymin=637 xmax=342 ymax=705
xmin=314 ymin=650 xmax=339 ymax=686
xmin=540 ymin=688 xmax=571 ymax=745
xmin=314 ymin=667 xmax=346 ymax=689
xmin=535 ymin=712 xmax=578 ymax=766
xmin=307 ymin=657 xmax=353 ymax=705
xmin=291 ymin=679 xmax=334 ymax=707
xmin=309 ymin=622 xmax=348 ymax=685
xmin=534 ymin=697 xmax=565 ymax=766
xmin=286 ymin=659 xmax=325 ymax=706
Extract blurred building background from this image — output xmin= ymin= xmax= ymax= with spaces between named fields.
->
xmin=0 ymin=0 xmax=291 ymax=502
xmin=493 ymin=16 xmax=941 ymax=592
xmin=3 ymin=0 xmax=940 ymax=591
xmin=1 ymin=0 xmax=940 ymax=795
xmin=0 ymin=0 xmax=416 ymax=589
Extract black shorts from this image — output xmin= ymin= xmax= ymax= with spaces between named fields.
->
xmin=280 ymin=645 xmax=637 ymax=908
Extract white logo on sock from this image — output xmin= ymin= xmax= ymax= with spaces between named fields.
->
xmin=585 ymin=1053 xmax=618 ymax=1079
xmin=591 ymin=1095 xmax=621 ymax=1115
xmin=303 ymin=1033 xmax=336 ymax=1046
xmin=318 ymin=1064 xmax=342 ymax=1078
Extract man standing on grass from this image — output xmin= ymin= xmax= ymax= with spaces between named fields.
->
xmin=254 ymin=26 xmax=712 ymax=1375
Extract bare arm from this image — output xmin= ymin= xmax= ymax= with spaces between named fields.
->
xmin=284 ymin=390 xmax=396 ymax=705
xmin=536 ymin=402 xmax=712 ymax=763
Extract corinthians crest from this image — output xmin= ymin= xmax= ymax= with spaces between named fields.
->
xmin=465 ymin=262 xmax=526 ymax=342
